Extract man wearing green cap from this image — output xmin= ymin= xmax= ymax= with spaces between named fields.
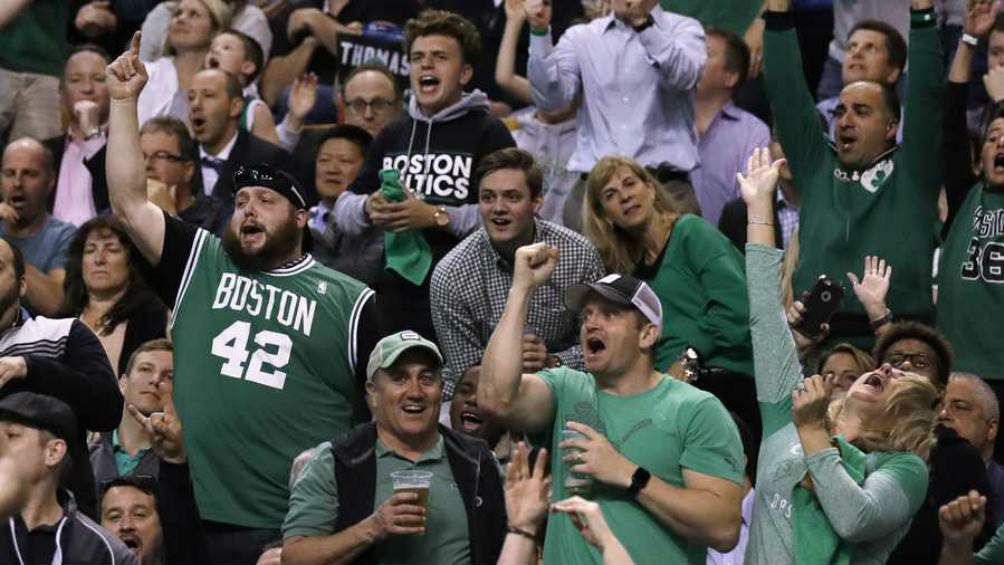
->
xmin=281 ymin=330 xmax=506 ymax=565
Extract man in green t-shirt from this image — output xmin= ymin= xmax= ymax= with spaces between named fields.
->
xmin=479 ymin=243 xmax=746 ymax=565
xmin=106 ymin=36 xmax=380 ymax=565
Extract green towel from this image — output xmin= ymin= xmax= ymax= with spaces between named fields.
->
xmin=793 ymin=436 xmax=868 ymax=565
xmin=380 ymin=169 xmax=433 ymax=286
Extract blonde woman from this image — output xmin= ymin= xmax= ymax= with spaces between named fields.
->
xmin=137 ymin=0 xmax=232 ymax=125
xmin=740 ymin=148 xmax=937 ymax=565
xmin=582 ymin=155 xmax=757 ymax=437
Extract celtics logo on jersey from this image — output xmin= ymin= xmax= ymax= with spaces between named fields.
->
xmin=961 ymin=205 xmax=1004 ymax=283
xmin=859 ymin=159 xmax=894 ymax=193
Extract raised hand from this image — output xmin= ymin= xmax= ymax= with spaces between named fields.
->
xmin=287 ymin=73 xmax=319 ymax=126
xmin=939 ymin=490 xmax=987 ymax=546
xmin=505 ymin=442 xmax=551 ymax=534
xmin=127 ymin=378 xmax=184 ymax=463
xmin=791 ymin=374 xmax=832 ymax=428
xmin=0 ymin=203 xmax=19 ymax=225
xmin=737 ymin=146 xmax=785 ymax=210
xmin=523 ymin=0 xmax=552 ymax=31
xmin=966 ymin=0 xmax=1001 ymax=37
xmin=551 ymin=496 xmax=618 ymax=549
xmin=847 ymin=256 xmax=891 ymax=322
xmin=505 ymin=0 xmax=528 ymax=24
xmin=513 ymin=243 xmax=560 ymax=292
xmin=106 ymin=32 xmax=149 ymax=100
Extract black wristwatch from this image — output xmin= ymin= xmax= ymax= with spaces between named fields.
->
xmin=633 ymin=15 xmax=655 ymax=33
xmin=628 ymin=466 xmax=651 ymax=497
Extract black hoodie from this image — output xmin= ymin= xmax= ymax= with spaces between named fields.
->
xmin=347 ymin=89 xmax=515 ymax=262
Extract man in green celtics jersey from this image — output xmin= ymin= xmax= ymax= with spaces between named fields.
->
xmin=764 ymin=0 xmax=942 ymax=349
xmin=479 ymin=243 xmax=746 ymax=565
xmin=105 ymin=34 xmax=380 ymax=565
xmin=938 ymin=2 xmax=1004 ymax=459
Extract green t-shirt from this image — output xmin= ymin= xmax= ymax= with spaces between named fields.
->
xmin=763 ymin=19 xmax=943 ymax=342
xmin=937 ymin=184 xmax=1004 ymax=380
xmin=537 ymin=367 xmax=745 ymax=565
xmin=170 ymin=230 xmax=373 ymax=528
xmin=0 ymin=0 xmax=68 ymax=76
xmin=637 ymin=214 xmax=753 ymax=375
xmin=282 ymin=438 xmax=471 ymax=565
xmin=660 ymin=0 xmax=762 ymax=35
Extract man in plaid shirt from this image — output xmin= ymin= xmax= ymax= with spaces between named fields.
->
xmin=431 ymin=148 xmax=605 ymax=397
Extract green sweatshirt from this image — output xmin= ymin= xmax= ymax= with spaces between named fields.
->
xmin=636 ymin=214 xmax=754 ymax=376
xmin=744 ymin=245 xmax=929 ymax=565
xmin=763 ymin=11 xmax=943 ymax=338
xmin=937 ymin=184 xmax=1004 ymax=380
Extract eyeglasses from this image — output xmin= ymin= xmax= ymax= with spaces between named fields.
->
xmin=345 ymin=98 xmax=396 ymax=115
xmin=886 ymin=353 xmax=931 ymax=370
xmin=144 ymin=151 xmax=187 ymax=164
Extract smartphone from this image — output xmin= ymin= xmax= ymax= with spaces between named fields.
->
xmin=797 ymin=275 xmax=845 ymax=338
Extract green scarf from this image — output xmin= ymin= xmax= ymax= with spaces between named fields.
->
xmin=792 ymin=436 xmax=868 ymax=565
xmin=380 ymin=169 xmax=433 ymax=285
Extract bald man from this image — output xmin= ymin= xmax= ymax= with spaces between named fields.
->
xmin=0 ymin=138 xmax=75 ymax=315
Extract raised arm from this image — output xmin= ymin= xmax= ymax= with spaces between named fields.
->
xmin=762 ymin=1 xmax=827 ymax=192
xmin=479 ymin=243 xmax=557 ymax=432
xmin=738 ymin=148 xmax=804 ymax=436
xmin=899 ymin=0 xmax=944 ymax=188
xmin=105 ymin=32 xmax=167 ymax=266
xmin=527 ymin=2 xmax=582 ymax=112
xmin=496 ymin=0 xmax=534 ymax=104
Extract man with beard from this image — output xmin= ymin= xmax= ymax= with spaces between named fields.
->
xmin=106 ymin=34 xmax=381 ymax=565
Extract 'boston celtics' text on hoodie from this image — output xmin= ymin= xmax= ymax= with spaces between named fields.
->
xmin=347 ymin=89 xmax=515 ymax=261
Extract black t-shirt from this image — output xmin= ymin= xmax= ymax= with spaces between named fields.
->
xmin=26 ymin=523 xmax=57 ymax=565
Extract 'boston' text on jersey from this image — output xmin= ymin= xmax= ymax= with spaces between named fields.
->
xmin=211 ymin=273 xmax=317 ymax=336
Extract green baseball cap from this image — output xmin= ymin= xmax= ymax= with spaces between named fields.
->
xmin=367 ymin=330 xmax=443 ymax=381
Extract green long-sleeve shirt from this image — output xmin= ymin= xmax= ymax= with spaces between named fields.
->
xmin=635 ymin=214 xmax=754 ymax=376
xmin=763 ymin=10 xmax=943 ymax=338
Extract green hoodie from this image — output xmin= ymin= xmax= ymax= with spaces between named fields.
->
xmin=763 ymin=10 xmax=943 ymax=343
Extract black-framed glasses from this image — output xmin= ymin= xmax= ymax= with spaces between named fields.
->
xmin=886 ymin=353 xmax=931 ymax=370
xmin=345 ymin=98 xmax=396 ymax=115
xmin=144 ymin=151 xmax=187 ymax=164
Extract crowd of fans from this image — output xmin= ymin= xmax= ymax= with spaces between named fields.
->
xmin=0 ymin=0 xmax=1003 ymax=564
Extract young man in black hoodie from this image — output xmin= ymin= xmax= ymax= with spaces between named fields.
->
xmin=334 ymin=10 xmax=516 ymax=344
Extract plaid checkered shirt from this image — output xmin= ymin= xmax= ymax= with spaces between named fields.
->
xmin=430 ymin=219 xmax=606 ymax=397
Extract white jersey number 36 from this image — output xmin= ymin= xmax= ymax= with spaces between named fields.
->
xmin=211 ymin=320 xmax=292 ymax=390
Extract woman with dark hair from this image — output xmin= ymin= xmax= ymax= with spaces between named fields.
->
xmin=61 ymin=216 xmax=168 ymax=375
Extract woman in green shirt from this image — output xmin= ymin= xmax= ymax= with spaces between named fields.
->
xmin=581 ymin=156 xmax=757 ymax=439
xmin=740 ymin=147 xmax=938 ymax=565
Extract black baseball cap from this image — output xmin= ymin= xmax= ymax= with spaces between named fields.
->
xmin=565 ymin=274 xmax=663 ymax=327
xmin=0 ymin=392 xmax=77 ymax=442
xmin=232 ymin=162 xmax=313 ymax=252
